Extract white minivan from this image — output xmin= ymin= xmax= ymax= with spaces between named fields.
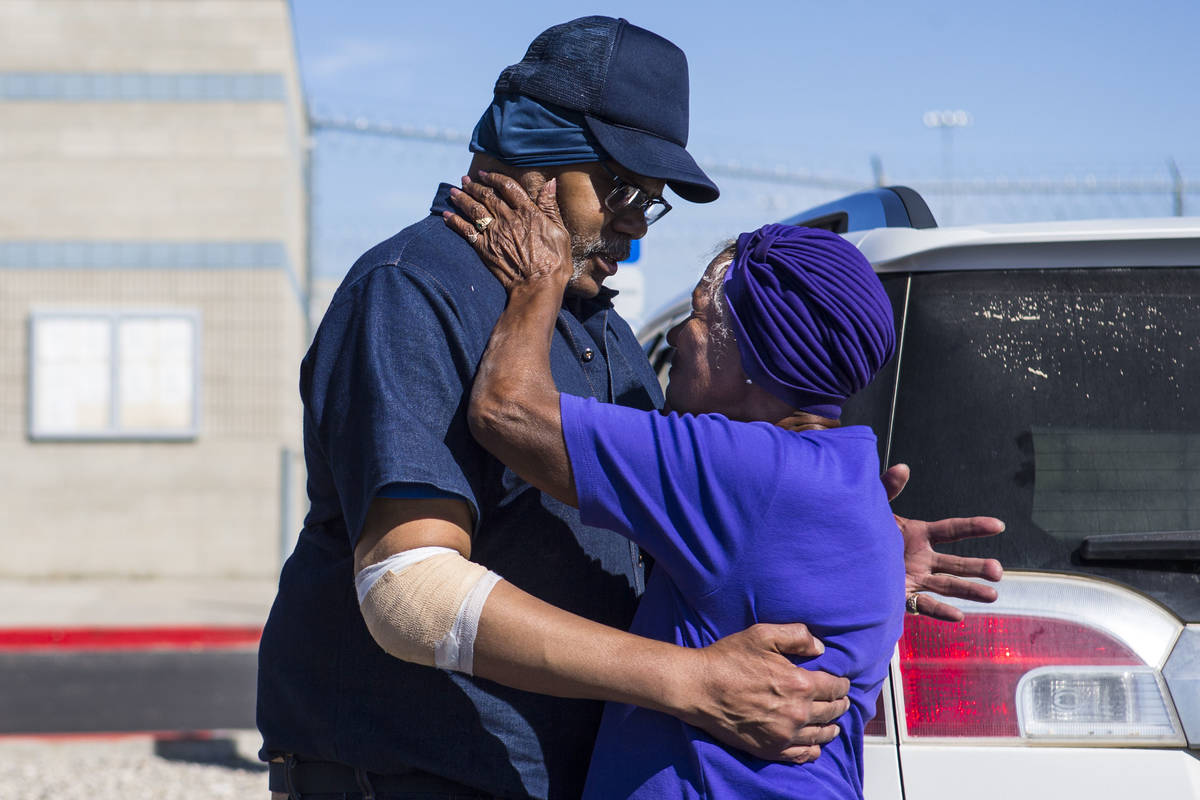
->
xmin=636 ymin=187 xmax=1200 ymax=799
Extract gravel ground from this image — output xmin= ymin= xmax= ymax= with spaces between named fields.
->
xmin=0 ymin=731 xmax=267 ymax=799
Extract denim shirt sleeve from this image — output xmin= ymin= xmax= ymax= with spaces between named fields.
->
xmin=300 ymin=263 xmax=484 ymax=546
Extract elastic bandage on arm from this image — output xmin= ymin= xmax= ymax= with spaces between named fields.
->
xmin=355 ymin=546 xmax=502 ymax=675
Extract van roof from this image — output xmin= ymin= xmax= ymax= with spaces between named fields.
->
xmin=637 ymin=215 xmax=1200 ymax=338
xmin=844 ymin=217 xmax=1200 ymax=272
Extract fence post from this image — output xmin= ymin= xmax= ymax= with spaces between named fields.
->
xmin=280 ymin=446 xmax=295 ymax=571
xmin=871 ymin=155 xmax=886 ymax=187
xmin=303 ymin=135 xmax=316 ymax=343
xmin=1168 ymin=158 xmax=1183 ymax=217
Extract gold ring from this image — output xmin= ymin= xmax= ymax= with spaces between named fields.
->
xmin=474 ymin=216 xmax=494 ymax=233
xmin=906 ymin=593 xmax=921 ymax=615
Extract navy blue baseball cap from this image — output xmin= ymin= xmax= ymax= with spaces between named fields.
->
xmin=494 ymin=16 xmax=720 ymax=203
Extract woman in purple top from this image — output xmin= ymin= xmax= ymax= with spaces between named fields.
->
xmin=446 ymin=173 xmax=933 ymax=799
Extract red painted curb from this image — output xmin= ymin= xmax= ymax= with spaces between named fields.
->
xmin=0 ymin=730 xmax=220 ymax=742
xmin=0 ymin=626 xmax=262 ymax=651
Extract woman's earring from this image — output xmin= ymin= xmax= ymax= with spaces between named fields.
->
xmin=744 ymin=378 xmax=753 ymax=384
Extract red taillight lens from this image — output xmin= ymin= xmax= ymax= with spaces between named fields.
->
xmin=864 ymin=691 xmax=887 ymax=737
xmin=899 ymin=614 xmax=1141 ymax=737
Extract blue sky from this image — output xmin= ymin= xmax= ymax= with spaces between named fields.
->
xmin=291 ymin=0 xmax=1200 ymax=317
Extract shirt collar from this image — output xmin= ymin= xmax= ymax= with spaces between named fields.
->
xmin=430 ymin=183 xmax=456 ymax=216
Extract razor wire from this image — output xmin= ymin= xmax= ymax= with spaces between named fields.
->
xmin=305 ymin=116 xmax=1197 ymax=324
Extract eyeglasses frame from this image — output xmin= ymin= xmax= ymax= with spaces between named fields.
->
xmin=598 ymin=162 xmax=672 ymax=225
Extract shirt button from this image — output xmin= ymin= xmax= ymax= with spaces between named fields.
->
xmin=581 ymin=348 xmax=595 ymax=363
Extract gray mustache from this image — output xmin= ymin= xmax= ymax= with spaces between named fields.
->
xmin=578 ymin=237 xmax=631 ymax=262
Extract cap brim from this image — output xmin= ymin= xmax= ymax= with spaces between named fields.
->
xmin=584 ymin=116 xmax=719 ymax=204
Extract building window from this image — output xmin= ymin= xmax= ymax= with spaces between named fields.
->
xmin=29 ymin=310 xmax=200 ymax=440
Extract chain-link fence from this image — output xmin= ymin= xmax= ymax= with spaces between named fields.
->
xmin=307 ymin=117 xmax=1198 ymax=325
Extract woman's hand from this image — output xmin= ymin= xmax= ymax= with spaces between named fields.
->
xmin=882 ymin=464 xmax=1005 ymax=621
xmin=444 ymin=170 xmax=573 ymax=292
xmin=455 ymin=170 xmax=577 ymax=506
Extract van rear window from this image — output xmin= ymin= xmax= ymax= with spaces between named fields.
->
xmin=885 ymin=267 xmax=1200 ymax=619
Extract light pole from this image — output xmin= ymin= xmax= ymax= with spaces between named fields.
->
xmin=923 ymin=109 xmax=971 ymax=223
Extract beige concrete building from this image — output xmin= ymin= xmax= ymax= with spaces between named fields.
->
xmin=0 ymin=0 xmax=308 ymax=578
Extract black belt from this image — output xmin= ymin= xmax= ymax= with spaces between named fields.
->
xmin=268 ymin=755 xmax=497 ymax=798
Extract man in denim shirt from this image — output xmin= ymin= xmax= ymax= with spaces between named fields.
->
xmin=257 ymin=16 xmax=1004 ymax=800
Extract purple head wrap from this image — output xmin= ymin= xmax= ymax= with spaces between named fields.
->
xmin=722 ymin=224 xmax=895 ymax=419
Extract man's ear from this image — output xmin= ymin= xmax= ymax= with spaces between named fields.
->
xmin=517 ymin=169 xmax=551 ymax=200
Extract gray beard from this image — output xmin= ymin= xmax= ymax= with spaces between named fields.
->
xmin=570 ymin=250 xmax=589 ymax=282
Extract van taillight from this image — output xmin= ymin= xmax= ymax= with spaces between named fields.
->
xmin=895 ymin=574 xmax=1187 ymax=745
xmin=900 ymin=614 xmax=1140 ymax=736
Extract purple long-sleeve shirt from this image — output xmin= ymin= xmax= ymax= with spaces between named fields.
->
xmin=561 ymin=393 xmax=905 ymax=800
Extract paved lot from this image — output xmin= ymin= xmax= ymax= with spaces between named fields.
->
xmin=0 ymin=648 xmax=257 ymax=734
xmin=0 ymin=732 xmax=266 ymax=800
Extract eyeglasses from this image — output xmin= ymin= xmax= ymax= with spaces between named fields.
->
xmin=599 ymin=163 xmax=672 ymax=225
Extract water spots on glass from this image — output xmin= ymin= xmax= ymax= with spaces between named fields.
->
xmin=958 ymin=275 xmax=1193 ymax=408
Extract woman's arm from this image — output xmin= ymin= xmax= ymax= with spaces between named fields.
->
xmin=445 ymin=172 xmax=579 ymax=506
xmin=356 ymin=495 xmax=850 ymax=765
